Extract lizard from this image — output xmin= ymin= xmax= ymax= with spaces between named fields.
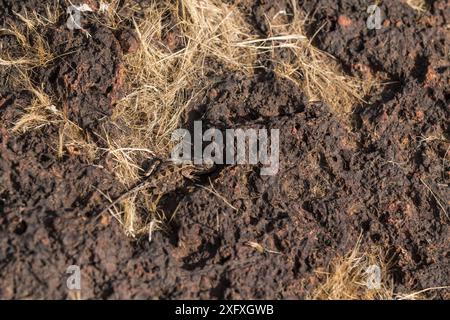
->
xmin=98 ymin=159 xmax=216 ymax=216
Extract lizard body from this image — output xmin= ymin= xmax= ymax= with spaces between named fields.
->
xmin=99 ymin=160 xmax=215 ymax=216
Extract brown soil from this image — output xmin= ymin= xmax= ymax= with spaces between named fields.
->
xmin=0 ymin=0 xmax=449 ymax=299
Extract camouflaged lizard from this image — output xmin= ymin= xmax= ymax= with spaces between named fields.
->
xmin=99 ymin=159 xmax=215 ymax=216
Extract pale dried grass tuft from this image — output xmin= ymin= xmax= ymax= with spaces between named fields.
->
xmin=102 ymin=188 xmax=166 ymax=238
xmin=405 ymin=0 xmax=427 ymax=12
xmin=11 ymin=80 xmax=59 ymax=133
xmin=310 ymin=237 xmax=449 ymax=300
xmin=237 ymin=0 xmax=369 ymax=114
xmin=0 ymin=7 xmax=59 ymax=68
xmin=1 ymin=8 xmax=97 ymax=161
xmin=106 ymin=0 xmax=256 ymax=187
xmin=11 ymin=73 xmax=98 ymax=160
xmin=310 ymin=239 xmax=394 ymax=300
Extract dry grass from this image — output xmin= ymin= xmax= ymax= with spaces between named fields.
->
xmin=405 ymin=0 xmax=427 ymax=12
xmin=237 ymin=0 xmax=368 ymax=114
xmin=105 ymin=0 xmax=256 ymax=186
xmin=0 ymin=24 xmax=53 ymax=68
xmin=0 ymin=12 xmax=56 ymax=132
xmin=90 ymin=0 xmax=135 ymax=29
xmin=10 ymin=72 xmax=98 ymax=160
xmin=0 ymin=2 xmax=61 ymax=67
xmin=310 ymin=238 xmax=395 ymax=300
xmin=100 ymin=181 xmax=167 ymax=239
xmin=310 ymin=238 xmax=449 ymax=300
xmin=11 ymin=79 xmax=59 ymax=133
xmin=178 ymin=0 xmax=256 ymax=70
xmin=0 ymin=8 xmax=97 ymax=160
